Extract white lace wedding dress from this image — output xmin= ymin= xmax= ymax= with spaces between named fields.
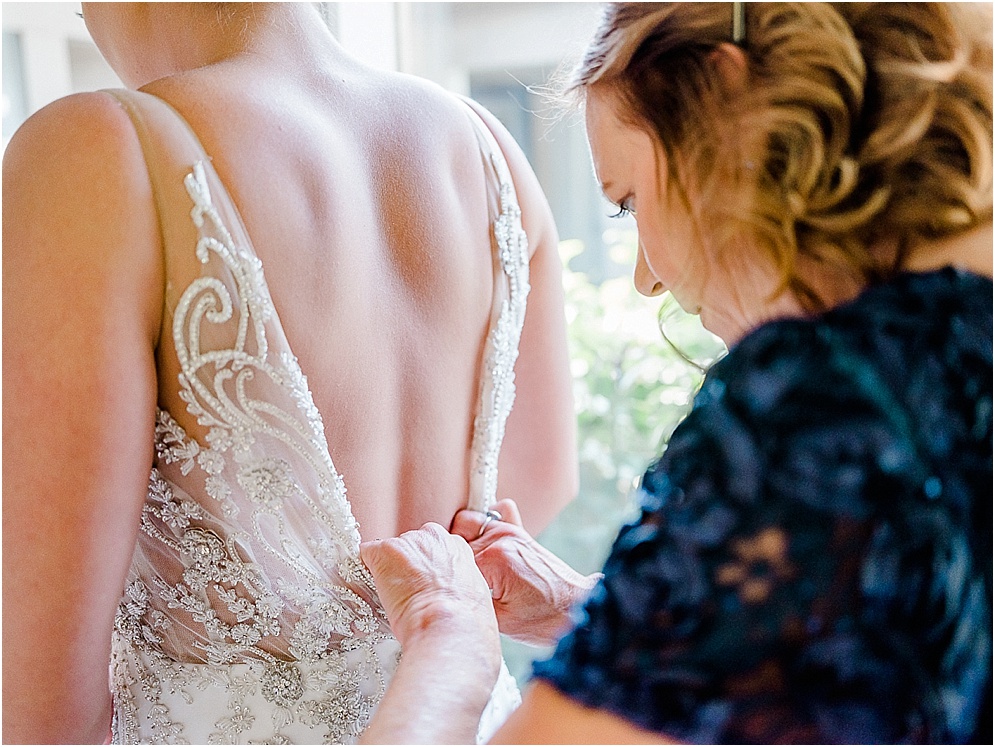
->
xmin=106 ymin=90 xmax=528 ymax=744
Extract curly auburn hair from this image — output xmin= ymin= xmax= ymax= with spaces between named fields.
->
xmin=572 ymin=2 xmax=993 ymax=310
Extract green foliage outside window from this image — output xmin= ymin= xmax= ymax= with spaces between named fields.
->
xmin=502 ymin=232 xmax=726 ymax=684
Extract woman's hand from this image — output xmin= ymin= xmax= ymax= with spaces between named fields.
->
xmin=360 ymin=523 xmax=500 ymax=657
xmin=451 ymin=499 xmax=601 ymax=647
xmin=359 ymin=524 xmax=501 ymax=744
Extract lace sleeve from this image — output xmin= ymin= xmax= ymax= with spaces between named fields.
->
xmin=532 ymin=316 xmax=991 ymax=744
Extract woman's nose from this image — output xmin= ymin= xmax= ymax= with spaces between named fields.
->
xmin=634 ymin=243 xmax=665 ymax=297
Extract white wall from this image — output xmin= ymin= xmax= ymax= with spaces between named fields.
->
xmin=452 ymin=2 xmax=601 ymax=73
xmin=2 ymin=2 xmax=119 ymax=111
xmin=396 ymin=2 xmax=603 ymax=92
xmin=338 ymin=2 xmax=399 ymax=71
xmin=2 ymin=2 xmax=119 ymax=148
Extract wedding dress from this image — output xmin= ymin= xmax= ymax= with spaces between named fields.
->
xmin=106 ymin=89 xmax=528 ymax=744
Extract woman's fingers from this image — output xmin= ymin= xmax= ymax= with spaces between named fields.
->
xmin=450 ymin=509 xmax=486 ymax=542
xmin=447 ymin=504 xmax=600 ymax=646
xmin=360 ymin=523 xmax=496 ymax=647
xmin=450 ymin=498 xmax=524 ymax=543
xmin=490 ymin=498 xmax=523 ymax=527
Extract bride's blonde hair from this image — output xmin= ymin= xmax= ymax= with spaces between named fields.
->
xmin=572 ymin=2 xmax=993 ymax=309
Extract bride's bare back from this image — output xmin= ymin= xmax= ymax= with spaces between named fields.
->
xmin=145 ymin=65 xmax=572 ymax=543
xmin=140 ymin=35 xmax=576 ymax=543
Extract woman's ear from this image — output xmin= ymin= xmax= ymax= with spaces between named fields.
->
xmin=708 ymin=42 xmax=749 ymax=96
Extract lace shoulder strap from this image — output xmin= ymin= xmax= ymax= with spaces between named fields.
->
xmin=102 ymin=88 xmax=262 ymax=311
xmin=105 ymin=88 xmax=361 ymax=552
xmin=102 ymin=89 xmax=218 ymax=269
xmin=459 ymin=100 xmax=532 ymax=512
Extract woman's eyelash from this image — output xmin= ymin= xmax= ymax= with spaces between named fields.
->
xmin=609 ymin=202 xmax=633 ymax=219
xmin=607 ymin=194 xmax=636 ymax=218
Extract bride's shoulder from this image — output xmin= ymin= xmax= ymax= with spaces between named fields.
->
xmin=3 ymin=91 xmax=157 ymax=221
xmin=5 ymin=90 xmax=138 ymax=165
xmin=3 ymin=90 xmax=163 ymax=345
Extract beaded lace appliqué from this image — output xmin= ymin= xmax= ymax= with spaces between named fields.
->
xmin=111 ymin=162 xmax=392 ymax=744
xmin=112 ymin=114 xmax=529 ymax=744
xmin=467 ymin=153 xmax=532 ymax=512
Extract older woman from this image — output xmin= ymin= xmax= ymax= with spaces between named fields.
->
xmin=360 ymin=2 xmax=992 ymax=744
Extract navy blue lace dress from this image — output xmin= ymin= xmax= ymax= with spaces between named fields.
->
xmin=533 ymin=268 xmax=992 ymax=744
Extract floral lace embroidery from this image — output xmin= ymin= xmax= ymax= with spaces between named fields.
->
xmin=112 ymin=161 xmax=392 ymax=744
xmin=112 ymin=101 xmax=529 ymax=744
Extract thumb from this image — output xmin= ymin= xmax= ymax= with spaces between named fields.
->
xmin=359 ymin=539 xmax=384 ymax=573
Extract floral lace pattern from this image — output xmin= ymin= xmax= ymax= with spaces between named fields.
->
xmin=110 ymin=98 xmax=528 ymax=743
xmin=534 ymin=269 xmax=993 ymax=744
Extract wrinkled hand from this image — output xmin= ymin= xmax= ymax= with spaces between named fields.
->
xmin=359 ymin=525 xmax=501 ymax=744
xmin=360 ymin=524 xmax=500 ymax=661
xmin=451 ymin=499 xmax=601 ymax=647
